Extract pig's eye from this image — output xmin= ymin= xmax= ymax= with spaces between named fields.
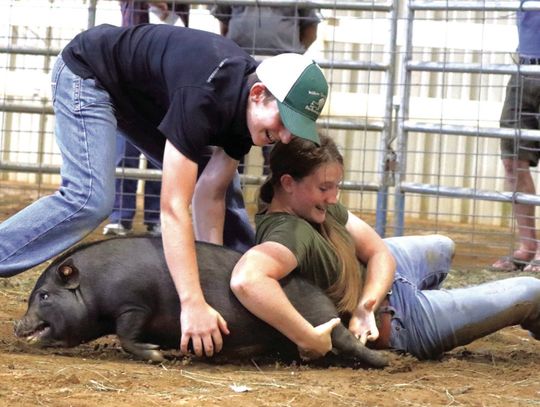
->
xmin=39 ymin=292 xmax=49 ymax=301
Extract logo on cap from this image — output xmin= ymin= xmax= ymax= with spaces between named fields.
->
xmin=282 ymin=62 xmax=328 ymax=120
xmin=305 ymin=94 xmax=327 ymax=116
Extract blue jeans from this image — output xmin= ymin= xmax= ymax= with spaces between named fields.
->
xmin=110 ymin=136 xmax=161 ymax=227
xmin=0 ymin=56 xmax=254 ymax=276
xmin=0 ymin=56 xmax=117 ymax=276
xmin=385 ymin=235 xmax=540 ymax=359
xmin=196 ymin=147 xmax=255 ymax=253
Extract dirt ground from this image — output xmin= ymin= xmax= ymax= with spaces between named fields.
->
xmin=0 ymin=189 xmax=539 ymax=406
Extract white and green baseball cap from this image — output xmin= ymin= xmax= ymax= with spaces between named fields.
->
xmin=256 ymin=53 xmax=328 ymax=145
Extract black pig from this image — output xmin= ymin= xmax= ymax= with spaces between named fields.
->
xmin=15 ymin=237 xmax=387 ymax=368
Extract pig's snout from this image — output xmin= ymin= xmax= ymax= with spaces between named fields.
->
xmin=14 ymin=316 xmax=51 ymax=345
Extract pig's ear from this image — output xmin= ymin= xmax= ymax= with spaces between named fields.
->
xmin=56 ymin=259 xmax=81 ymax=290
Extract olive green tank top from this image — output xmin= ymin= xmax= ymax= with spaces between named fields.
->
xmin=255 ymin=203 xmax=349 ymax=291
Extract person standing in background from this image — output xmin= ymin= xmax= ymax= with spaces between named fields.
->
xmin=211 ymin=5 xmax=319 ymax=56
xmin=103 ymin=1 xmax=190 ymax=236
xmin=491 ymin=4 xmax=540 ymax=273
xmin=121 ymin=1 xmax=189 ymax=27
xmin=211 ymin=5 xmax=321 ymax=175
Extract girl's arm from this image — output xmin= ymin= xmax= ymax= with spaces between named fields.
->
xmin=345 ymin=211 xmax=396 ymax=343
xmin=231 ymin=241 xmax=340 ymax=358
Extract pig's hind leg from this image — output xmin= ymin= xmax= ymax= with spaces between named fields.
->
xmin=285 ymin=278 xmax=389 ymax=368
xmin=329 ymin=324 xmax=389 ymax=368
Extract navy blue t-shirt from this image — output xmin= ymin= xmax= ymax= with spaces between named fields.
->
xmin=62 ymin=24 xmax=257 ymax=164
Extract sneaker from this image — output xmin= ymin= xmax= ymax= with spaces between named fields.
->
xmin=103 ymin=222 xmax=132 ymax=236
xmin=146 ymin=223 xmax=161 ymax=237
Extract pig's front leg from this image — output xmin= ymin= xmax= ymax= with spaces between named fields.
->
xmin=115 ymin=310 xmax=165 ymax=363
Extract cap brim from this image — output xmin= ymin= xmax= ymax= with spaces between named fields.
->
xmin=277 ymin=102 xmax=320 ymax=145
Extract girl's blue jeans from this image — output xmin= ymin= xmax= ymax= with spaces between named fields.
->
xmin=386 ymin=235 xmax=540 ymax=359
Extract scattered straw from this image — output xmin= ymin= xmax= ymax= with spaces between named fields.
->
xmin=86 ymin=379 xmax=124 ymax=393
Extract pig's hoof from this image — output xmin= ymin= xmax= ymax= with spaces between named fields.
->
xmin=121 ymin=340 xmax=165 ymax=363
xmin=143 ymin=349 xmax=166 ymax=364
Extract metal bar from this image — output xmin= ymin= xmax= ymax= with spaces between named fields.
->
xmin=0 ymin=47 xmax=387 ymax=72
xmin=0 ymin=162 xmax=162 ymax=181
xmin=0 ymin=102 xmax=383 ymax=132
xmin=410 ymin=1 xmax=540 ymax=12
xmin=88 ymin=0 xmax=98 ymax=29
xmin=403 ymin=122 xmax=540 ymax=142
xmin=319 ymin=119 xmax=384 ymax=132
xmin=375 ymin=0 xmax=399 ymax=237
xmin=0 ymin=47 xmax=61 ymax=57
xmin=317 ymin=59 xmax=388 ymax=71
xmin=393 ymin=0 xmax=415 ymax=236
xmin=341 ymin=180 xmax=380 ymax=192
xmin=146 ymin=0 xmax=394 ymax=12
xmin=399 ymin=182 xmax=540 ymax=206
xmin=0 ymin=103 xmax=54 ymax=115
xmin=407 ymin=61 xmax=540 ymax=76
xmin=0 ymin=162 xmax=379 ymax=192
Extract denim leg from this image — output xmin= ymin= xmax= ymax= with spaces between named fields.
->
xmin=143 ymin=155 xmax=162 ymax=225
xmin=0 ymin=56 xmax=117 ymax=276
xmin=384 ymin=235 xmax=455 ymax=289
xmin=383 ymin=235 xmax=455 ymax=358
xmin=110 ymin=136 xmax=138 ymax=226
xmin=110 ymin=136 xmax=162 ymax=226
xmin=392 ymin=277 xmax=540 ymax=359
xmin=385 ymin=235 xmax=540 ymax=359
xmin=223 ymin=171 xmax=255 ymax=253
xmin=197 ymin=148 xmax=255 ymax=253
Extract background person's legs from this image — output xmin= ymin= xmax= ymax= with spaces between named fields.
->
xmin=494 ymin=159 xmax=538 ymax=268
xmin=493 ymin=73 xmax=540 ymax=271
xmin=104 ymin=136 xmax=139 ymax=235
xmin=142 ymin=157 xmax=162 ymax=235
xmin=104 ymin=136 xmax=162 ymax=237
xmin=223 ymin=173 xmax=255 ymax=252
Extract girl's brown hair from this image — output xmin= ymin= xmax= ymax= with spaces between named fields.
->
xmin=259 ymin=135 xmax=363 ymax=315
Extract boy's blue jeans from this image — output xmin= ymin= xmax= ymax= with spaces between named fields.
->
xmin=0 ymin=56 xmax=254 ymax=276
xmin=386 ymin=235 xmax=540 ymax=359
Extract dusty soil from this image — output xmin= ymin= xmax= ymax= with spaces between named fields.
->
xmin=0 ymin=188 xmax=539 ymax=406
